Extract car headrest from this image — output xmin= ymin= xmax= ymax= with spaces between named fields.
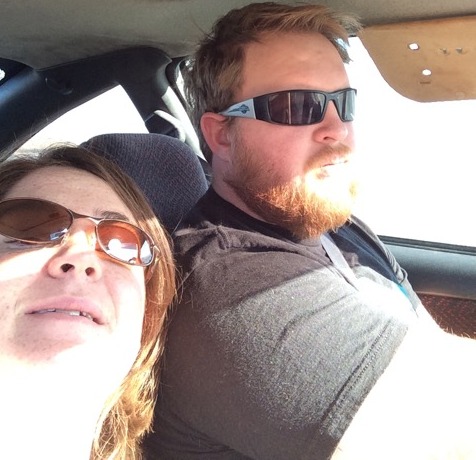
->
xmin=81 ymin=133 xmax=209 ymax=233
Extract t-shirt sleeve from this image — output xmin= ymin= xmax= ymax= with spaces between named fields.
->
xmin=152 ymin=248 xmax=416 ymax=460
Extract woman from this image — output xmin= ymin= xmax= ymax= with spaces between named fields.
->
xmin=0 ymin=144 xmax=175 ymax=459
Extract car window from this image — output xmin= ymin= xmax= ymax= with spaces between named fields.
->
xmin=16 ymin=86 xmax=147 ymax=156
xmin=347 ymin=38 xmax=475 ymax=247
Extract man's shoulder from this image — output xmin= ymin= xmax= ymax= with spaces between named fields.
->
xmin=173 ymin=213 xmax=300 ymax=272
xmin=172 ymin=189 xmax=310 ymax=266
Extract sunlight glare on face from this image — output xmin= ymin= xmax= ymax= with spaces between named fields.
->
xmin=0 ymin=248 xmax=51 ymax=281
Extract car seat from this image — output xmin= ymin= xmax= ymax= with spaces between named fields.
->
xmin=81 ymin=133 xmax=209 ymax=233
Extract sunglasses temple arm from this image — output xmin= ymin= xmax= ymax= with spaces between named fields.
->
xmin=219 ymin=99 xmax=257 ymax=119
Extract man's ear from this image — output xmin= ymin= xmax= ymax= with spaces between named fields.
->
xmin=200 ymin=112 xmax=232 ymax=161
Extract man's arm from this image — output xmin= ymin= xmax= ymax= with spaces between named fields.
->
xmin=333 ymin=323 xmax=476 ymax=460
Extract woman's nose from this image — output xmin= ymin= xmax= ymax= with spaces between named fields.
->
xmin=46 ymin=220 xmax=103 ymax=280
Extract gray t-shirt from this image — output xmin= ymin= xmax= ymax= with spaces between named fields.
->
xmin=145 ymin=188 xmax=423 ymax=460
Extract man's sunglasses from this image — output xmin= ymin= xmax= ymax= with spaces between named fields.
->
xmin=0 ymin=198 xmax=156 ymax=267
xmin=219 ymin=88 xmax=356 ymax=125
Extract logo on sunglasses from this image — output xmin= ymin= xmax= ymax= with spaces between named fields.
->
xmin=229 ymin=104 xmax=251 ymax=115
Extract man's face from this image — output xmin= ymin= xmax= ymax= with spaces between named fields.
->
xmin=223 ymin=32 xmax=358 ymax=239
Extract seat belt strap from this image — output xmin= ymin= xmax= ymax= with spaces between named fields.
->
xmin=320 ymin=233 xmax=360 ymax=291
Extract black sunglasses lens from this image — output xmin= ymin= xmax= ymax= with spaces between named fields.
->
xmin=267 ymin=90 xmax=355 ymax=125
xmin=268 ymin=91 xmax=326 ymax=125
xmin=336 ymin=89 xmax=356 ymax=122
xmin=307 ymin=92 xmax=327 ymax=123
xmin=96 ymin=221 xmax=154 ymax=266
xmin=267 ymin=92 xmax=291 ymax=124
xmin=0 ymin=199 xmax=70 ymax=243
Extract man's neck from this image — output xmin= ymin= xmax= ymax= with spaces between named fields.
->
xmin=212 ymin=178 xmax=267 ymax=223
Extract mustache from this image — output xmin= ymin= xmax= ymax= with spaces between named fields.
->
xmin=306 ymin=144 xmax=353 ymax=169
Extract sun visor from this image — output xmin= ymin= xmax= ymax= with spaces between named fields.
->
xmin=359 ymin=16 xmax=476 ymax=102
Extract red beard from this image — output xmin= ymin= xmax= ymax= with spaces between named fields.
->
xmin=224 ymin=139 xmax=358 ymax=239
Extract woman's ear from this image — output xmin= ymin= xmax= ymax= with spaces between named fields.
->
xmin=200 ymin=113 xmax=232 ymax=161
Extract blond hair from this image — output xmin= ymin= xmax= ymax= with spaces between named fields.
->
xmin=183 ymin=2 xmax=361 ymax=162
xmin=0 ymin=145 xmax=176 ymax=459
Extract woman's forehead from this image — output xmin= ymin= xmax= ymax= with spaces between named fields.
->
xmin=4 ymin=166 xmax=135 ymax=221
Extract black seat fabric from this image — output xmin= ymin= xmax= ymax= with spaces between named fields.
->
xmin=81 ymin=133 xmax=209 ymax=233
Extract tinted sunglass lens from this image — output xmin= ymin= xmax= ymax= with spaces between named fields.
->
xmin=97 ymin=221 xmax=153 ymax=266
xmin=268 ymin=92 xmax=292 ymax=124
xmin=308 ymin=92 xmax=326 ymax=123
xmin=268 ymin=91 xmax=326 ymax=125
xmin=337 ymin=89 xmax=356 ymax=122
xmin=290 ymin=92 xmax=325 ymax=124
xmin=0 ymin=199 xmax=70 ymax=243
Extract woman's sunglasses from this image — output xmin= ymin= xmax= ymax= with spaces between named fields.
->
xmin=0 ymin=198 xmax=156 ymax=267
xmin=219 ymin=88 xmax=356 ymax=125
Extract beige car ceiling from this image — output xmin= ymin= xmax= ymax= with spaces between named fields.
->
xmin=361 ymin=16 xmax=476 ymax=102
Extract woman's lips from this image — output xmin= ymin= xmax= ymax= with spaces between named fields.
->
xmin=32 ymin=308 xmax=94 ymax=322
xmin=26 ymin=296 xmax=105 ymax=325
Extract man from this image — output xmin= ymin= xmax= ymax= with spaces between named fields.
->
xmin=146 ymin=3 xmax=476 ymax=459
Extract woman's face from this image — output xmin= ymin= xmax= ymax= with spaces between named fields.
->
xmin=0 ymin=166 xmax=146 ymax=381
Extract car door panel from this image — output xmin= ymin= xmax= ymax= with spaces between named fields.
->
xmin=385 ymin=239 xmax=476 ymax=338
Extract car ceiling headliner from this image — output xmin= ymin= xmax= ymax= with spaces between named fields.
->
xmin=1 ymin=0 xmax=475 ymax=69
